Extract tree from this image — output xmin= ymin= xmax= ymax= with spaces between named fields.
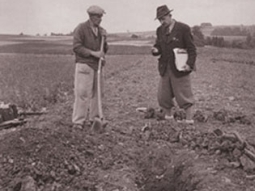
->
xmin=131 ymin=34 xmax=139 ymax=39
xmin=246 ymin=33 xmax=252 ymax=45
xmin=217 ymin=37 xmax=225 ymax=47
xmin=205 ymin=37 xmax=212 ymax=45
xmin=200 ymin=23 xmax=212 ymax=28
xmin=192 ymin=26 xmax=204 ymax=40
xmin=211 ymin=26 xmax=248 ymax=36
xmin=192 ymin=26 xmax=205 ymax=46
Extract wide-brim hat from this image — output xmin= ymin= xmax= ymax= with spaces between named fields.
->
xmin=87 ymin=5 xmax=106 ymax=15
xmin=155 ymin=5 xmax=173 ymax=20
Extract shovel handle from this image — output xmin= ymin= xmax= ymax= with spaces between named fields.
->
xmin=97 ymin=36 xmax=105 ymax=119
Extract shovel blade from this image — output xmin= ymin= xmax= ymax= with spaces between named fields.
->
xmin=91 ymin=117 xmax=108 ymax=133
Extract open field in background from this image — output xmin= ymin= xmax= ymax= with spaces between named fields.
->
xmin=0 ymin=34 xmax=153 ymax=55
xmin=0 ymin=35 xmax=255 ymax=190
xmin=0 ymin=53 xmax=74 ymax=110
xmin=0 ymin=34 xmax=254 ymax=111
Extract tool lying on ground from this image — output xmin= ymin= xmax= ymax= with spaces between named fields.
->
xmin=92 ymin=36 xmax=108 ymax=132
xmin=0 ymin=118 xmax=27 ymax=130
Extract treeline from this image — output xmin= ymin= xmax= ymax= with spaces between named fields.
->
xmin=50 ymin=32 xmax=73 ymax=36
xmin=211 ymin=27 xmax=249 ymax=36
xmin=192 ymin=25 xmax=255 ymax=49
xmin=205 ymin=35 xmax=255 ymax=49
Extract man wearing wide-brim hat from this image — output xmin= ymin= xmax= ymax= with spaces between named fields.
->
xmin=151 ymin=5 xmax=197 ymax=124
xmin=72 ymin=5 xmax=108 ymax=129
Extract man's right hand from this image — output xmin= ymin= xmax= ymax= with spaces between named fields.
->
xmin=90 ymin=51 xmax=105 ymax=59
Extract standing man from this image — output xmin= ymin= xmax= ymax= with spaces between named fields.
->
xmin=72 ymin=5 xmax=108 ymax=129
xmin=151 ymin=5 xmax=197 ymax=124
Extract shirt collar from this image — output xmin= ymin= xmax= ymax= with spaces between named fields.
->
xmin=88 ymin=20 xmax=99 ymax=36
xmin=169 ymin=19 xmax=176 ymax=33
xmin=88 ymin=20 xmax=98 ymax=29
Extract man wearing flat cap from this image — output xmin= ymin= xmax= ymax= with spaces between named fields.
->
xmin=72 ymin=5 xmax=108 ymax=129
xmin=151 ymin=5 xmax=197 ymax=124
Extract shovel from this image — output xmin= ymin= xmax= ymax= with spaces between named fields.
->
xmin=92 ymin=36 xmax=108 ymax=132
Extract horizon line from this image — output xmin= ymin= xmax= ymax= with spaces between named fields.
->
xmin=1 ymin=23 xmax=255 ymax=36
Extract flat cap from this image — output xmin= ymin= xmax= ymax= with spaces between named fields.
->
xmin=87 ymin=5 xmax=105 ymax=15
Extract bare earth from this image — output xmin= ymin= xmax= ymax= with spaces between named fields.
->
xmin=0 ymin=47 xmax=255 ymax=191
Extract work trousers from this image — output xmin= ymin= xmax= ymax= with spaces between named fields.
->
xmin=72 ymin=63 xmax=103 ymax=125
xmin=158 ymin=64 xmax=194 ymax=112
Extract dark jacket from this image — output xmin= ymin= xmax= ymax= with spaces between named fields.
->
xmin=153 ymin=21 xmax=196 ymax=77
xmin=73 ymin=20 xmax=108 ymax=71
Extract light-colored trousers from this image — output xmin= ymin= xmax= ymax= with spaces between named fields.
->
xmin=72 ymin=63 xmax=103 ymax=125
xmin=158 ymin=65 xmax=194 ymax=112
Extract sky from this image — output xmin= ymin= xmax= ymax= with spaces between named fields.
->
xmin=0 ymin=0 xmax=255 ymax=35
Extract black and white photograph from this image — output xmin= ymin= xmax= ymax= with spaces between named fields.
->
xmin=0 ymin=0 xmax=255 ymax=190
